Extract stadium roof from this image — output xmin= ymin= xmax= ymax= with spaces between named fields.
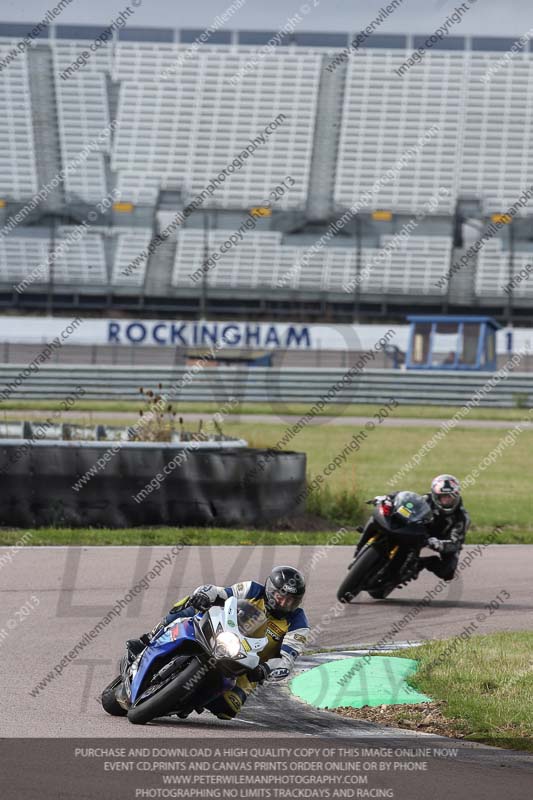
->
xmin=0 ymin=23 xmax=528 ymax=52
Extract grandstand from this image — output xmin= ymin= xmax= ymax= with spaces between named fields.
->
xmin=1 ymin=25 xmax=533 ymax=321
xmin=172 ymin=230 xmax=452 ymax=295
xmin=0 ymin=39 xmax=38 ymax=201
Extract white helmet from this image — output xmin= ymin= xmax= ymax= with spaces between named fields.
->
xmin=431 ymin=474 xmax=461 ymax=515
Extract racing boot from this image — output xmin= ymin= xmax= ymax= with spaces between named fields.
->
xmin=176 ymin=705 xmax=205 ymax=719
xmin=126 ymin=619 xmax=166 ymax=661
xmin=126 ymin=633 xmax=151 ymax=661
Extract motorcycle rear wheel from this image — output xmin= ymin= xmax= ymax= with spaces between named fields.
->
xmin=337 ymin=546 xmax=384 ymax=603
xmin=127 ymin=656 xmax=207 ymax=725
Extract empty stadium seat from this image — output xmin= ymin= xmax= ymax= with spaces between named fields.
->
xmin=0 ymin=234 xmax=49 ymax=283
xmin=2 ymin=28 xmax=533 ymax=302
xmin=0 ymin=226 xmax=153 ymax=287
xmin=111 ymin=45 xmax=321 ymax=207
xmin=476 ymin=240 xmax=533 ymax=297
xmin=361 ymin=236 xmax=451 ymax=295
xmin=52 ymin=225 xmax=107 ymax=284
xmin=336 ymin=48 xmax=533 ymax=218
xmin=172 ymin=229 xmax=451 ymax=295
xmin=0 ymin=43 xmax=38 ymax=201
xmin=336 ymin=50 xmax=462 ymax=214
xmin=463 ymin=55 xmax=533 ymax=213
xmin=53 ymin=43 xmax=112 ymax=203
xmin=111 ymin=228 xmax=152 ymax=286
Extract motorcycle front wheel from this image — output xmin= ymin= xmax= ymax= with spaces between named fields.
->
xmin=368 ymin=585 xmax=395 ymax=600
xmin=101 ymin=675 xmax=127 ymax=716
xmin=127 ymin=656 xmax=208 ymax=725
xmin=337 ymin=546 xmax=385 ymax=603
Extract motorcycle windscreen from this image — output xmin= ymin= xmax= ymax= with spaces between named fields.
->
xmin=130 ymin=618 xmax=196 ymax=704
xmin=386 ymin=492 xmax=433 ymax=545
xmin=236 ymin=600 xmax=267 ymax=637
xmin=392 ymin=491 xmax=433 ymax=524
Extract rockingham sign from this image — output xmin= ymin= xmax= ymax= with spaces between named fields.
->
xmin=0 ymin=317 xmax=407 ymax=352
xmin=108 ymin=320 xmax=313 ymax=348
xmin=0 ymin=316 xmax=531 ymax=354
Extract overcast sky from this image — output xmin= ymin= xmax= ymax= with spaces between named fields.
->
xmin=2 ymin=0 xmax=532 ymax=37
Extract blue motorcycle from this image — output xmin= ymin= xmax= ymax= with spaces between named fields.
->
xmin=101 ymin=597 xmax=268 ymax=725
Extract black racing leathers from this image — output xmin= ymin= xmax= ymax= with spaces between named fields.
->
xmin=356 ymin=492 xmax=470 ymax=581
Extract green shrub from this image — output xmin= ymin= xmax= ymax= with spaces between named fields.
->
xmin=305 ymin=477 xmax=365 ymax=526
xmin=512 ymin=392 xmax=530 ymax=409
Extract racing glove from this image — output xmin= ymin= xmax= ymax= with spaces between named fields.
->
xmin=189 ymin=584 xmax=225 ymax=611
xmin=427 ymin=537 xmax=445 ymax=553
xmin=248 ymin=663 xmax=271 ymax=685
xmin=367 ymin=495 xmax=388 ymax=505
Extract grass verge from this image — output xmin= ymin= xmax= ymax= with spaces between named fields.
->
xmin=0 ymin=527 xmax=348 ymax=547
xmin=241 ymin=421 xmax=533 ymax=533
xmin=1 ymin=400 xmax=532 ymax=421
xmin=1 ymin=409 xmax=532 ymax=539
xmin=0 ymin=526 xmax=531 ymax=547
xmin=393 ymin=632 xmax=533 ymax=750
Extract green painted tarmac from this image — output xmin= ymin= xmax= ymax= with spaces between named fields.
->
xmin=290 ymin=656 xmax=432 ymax=709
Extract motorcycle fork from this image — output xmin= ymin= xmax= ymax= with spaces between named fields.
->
xmin=349 ymin=535 xmax=384 ymax=569
xmin=388 ymin=545 xmax=400 ymax=560
xmin=350 ymin=535 xmax=378 ymax=567
xmin=372 ymin=542 xmax=398 ymax=579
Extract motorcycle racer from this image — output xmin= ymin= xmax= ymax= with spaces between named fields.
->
xmin=358 ymin=474 xmax=470 ymax=582
xmin=127 ymin=565 xmax=309 ymax=720
xmin=418 ymin=474 xmax=470 ymax=580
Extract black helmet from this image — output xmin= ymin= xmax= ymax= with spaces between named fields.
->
xmin=264 ymin=565 xmax=305 ymax=616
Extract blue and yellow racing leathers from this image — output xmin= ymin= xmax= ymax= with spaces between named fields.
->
xmin=164 ymin=579 xmax=310 ymax=719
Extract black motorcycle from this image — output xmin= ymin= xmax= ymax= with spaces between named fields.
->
xmin=337 ymin=491 xmax=433 ymax=602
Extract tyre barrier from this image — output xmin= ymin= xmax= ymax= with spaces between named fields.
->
xmin=0 ymin=440 xmax=306 ymax=528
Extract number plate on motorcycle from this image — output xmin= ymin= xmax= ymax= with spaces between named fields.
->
xmin=397 ymin=505 xmax=411 ymax=518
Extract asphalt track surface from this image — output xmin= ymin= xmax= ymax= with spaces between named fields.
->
xmin=1 ymin=544 xmax=531 ymax=730
xmin=165 ymin=413 xmax=533 ymax=429
xmin=2 ymin=544 xmax=532 ymax=797
xmin=8 ymin=409 xmax=533 ymax=429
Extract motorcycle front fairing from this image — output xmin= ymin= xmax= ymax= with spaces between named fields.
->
xmin=129 ymin=617 xmax=200 ymax=704
xmin=373 ymin=509 xmax=429 ymax=548
xmin=199 ymin=597 xmax=269 ymax=669
xmin=128 ymin=597 xmax=268 ymax=706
